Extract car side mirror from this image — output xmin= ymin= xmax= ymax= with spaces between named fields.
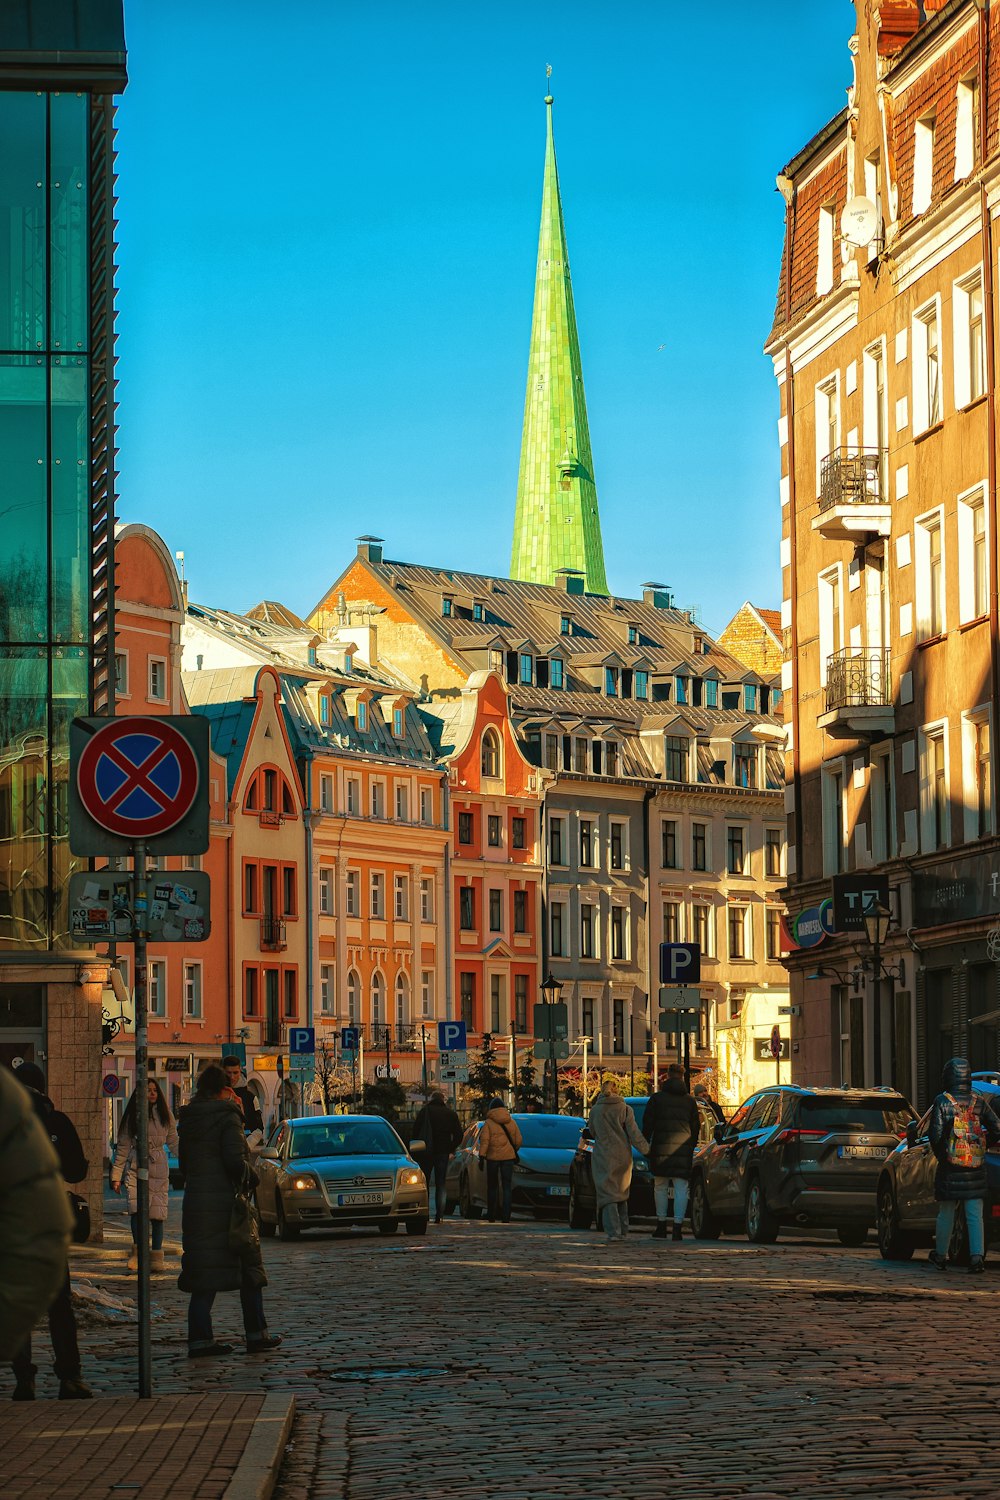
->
xmin=258 ymin=1147 xmax=278 ymax=1161
xmin=409 ymin=1139 xmax=426 ymax=1155
xmin=713 ymin=1122 xmax=729 ymax=1145
xmin=905 ymin=1120 xmax=919 ymax=1149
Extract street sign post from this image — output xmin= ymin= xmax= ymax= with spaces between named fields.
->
xmin=658 ymin=957 xmax=702 ymax=1087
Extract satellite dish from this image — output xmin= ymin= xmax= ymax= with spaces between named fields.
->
xmin=841 ymin=196 xmax=879 ymax=247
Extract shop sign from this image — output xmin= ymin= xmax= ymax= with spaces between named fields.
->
xmin=785 ymin=899 xmax=835 ymax=950
xmin=913 ymin=856 xmax=1000 ymax=927
xmin=831 ymin=873 xmax=890 ymax=933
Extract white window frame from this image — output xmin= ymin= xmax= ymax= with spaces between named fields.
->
xmin=764 ymin=826 xmax=784 ymax=879
xmin=816 ymin=203 xmax=836 ymax=295
xmin=319 ymin=773 xmax=334 ymax=813
xmin=912 ymin=297 xmax=943 ymax=434
xmin=692 ymin=900 xmax=714 ymax=959
xmin=955 ymin=76 xmax=978 ymax=181
xmin=610 ymin=901 xmax=630 ymax=962
xmin=319 ymin=963 xmax=335 ymax=1015
xmin=914 ymin=505 xmax=946 ymax=640
xmin=419 ymin=787 xmax=433 ymax=824
xmin=870 ymin=743 xmax=896 ymax=865
xmin=346 ymin=868 xmax=359 ymax=918
xmin=725 ymin=822 xmax=749 ymax=877
xmin=371 ymin=780 xmax=385 ymax=819
xmin=918 ymin=721 xmax=951 ymax=853
xmin=953 ymin=269 xmax=985 ymax=410
xmin=148 ymin=959 xmax=167 ymax=1018
xmin=961 ymin=705 xmax=993 ymax=842
xmin=817 ymin=563 xmax=844 ymax=688
xmin=862 ymin=337 xmax=888 ymax=487
xmin=395 ymin=782 xmax=409 ymax=822
xmin=957 ymin=482 xmax=988 ymax=624
xmin=913 ymin=111 xmax=935 ymax=216
xmin=814 ymin=372 xmax=840 ymax=496
xmin=821 ymin=760 xmax=847 ymax=877
xmin=371 ymin=871 xmax=385 ymax=919
xmin=347 ymin=969 xmax=360 ymax=1024
xmin=421 ymin=970 xmax=434 ymax=1019
xmin=114 ymin=649 xmax=129 ymax=698
xmin=420 ymin=878 xmax=433 ymax=922
xmin=608 ymin=818 xmax=629 ymax=872
xmin=148 ymin=656 xmax=167 ymax=702
xmin=727 ymin=902 xmax=751 ymax=962
xmin=183 ymin=961 xmax=202 ymax=1019
xmin=394 ymin=873 xmax=408 ymax=921
xmin=318 ymin=866 xmax=334 ymax=916
xmin=549 ymin=815 xmax=568 ymax=868
xmin=661 ymin=898 xmax=684 ymax=944
xmin=579 ymin=898 xmax=598 ymax=960
xmin=346 ymin=777 xmax=360 ymax=815
xmin=550 ymin=899 xmax=567 ymax=958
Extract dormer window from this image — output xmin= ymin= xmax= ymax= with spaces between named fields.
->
xmin=319 ymin=696 xmax=330 ymax=726
xmin=344 ymin=651 xmax=354 ymax=673
xmin=560 ymin=616 xmax=571 ymax=636
xmin=357 ymin=700 xmax=368 ymax=731
xmin=519 ymin=653 xmax=533 ymax=685
xmin=675 ymin=675 xmax=688 ymax=706
xmin=665 ymin=736 xmax=688 ymax=782
xmin=627 ymin=624 xmax=638 ymax=646
xmin=473 ymin=602 xmax=484 ymax=622
xmin=734 ymin=740 xmax=758 ymax=788
xmin=550 ymin=657 xmax=564 ymax=690
xmin=605 ymin=666 xmax=619 ymax=698
xmin=605 ymin=740 xmax=619 ymax=777
xmin=393 ymin=707 xmax=404 ymax=737
xmin=442 ymin=595 xmax=453 ymax=618
xmin=634 ymin=670 xmax=648 ymax=701
xmin=705 ymin=679 xmax=718 ymax=708
xmin=308 ymin=645 xmax=318 ymax=666
xmin=743 ymin=684 xmax=757 ymax=713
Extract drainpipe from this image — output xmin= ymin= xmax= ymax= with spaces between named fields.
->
xmin=442 ymin=775 xmax=453 ymax=1023
xmin=777 ymin=173 xmax=804 ymax=869
xmin=978 ymin=0 xmax=1000 ymax=826
xmin=303 ymin=756 xmax=315 ymax=1037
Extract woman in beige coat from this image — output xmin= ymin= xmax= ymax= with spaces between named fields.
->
xmin=477 ymin=1098 xmax=523 ymax=1223
xmin=588 ymin=1082 xmax=649 ymax=1243
xmin=111 ymin=1079 xmax=178 ymax=1272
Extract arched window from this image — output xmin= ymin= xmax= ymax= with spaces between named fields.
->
xmin=347 ymin=969 xmax=360 ymax=1024
xmin=481 ymin=728 xmax=501 ymax=779
xmin=371 ymin=971 xmax=384 ymax=1029
xmin=395 ymin=972 xmax=409 ymax=1028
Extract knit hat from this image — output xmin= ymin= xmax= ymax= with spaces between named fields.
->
xmin=13 ymin=1061 xmax=46 ymax=1093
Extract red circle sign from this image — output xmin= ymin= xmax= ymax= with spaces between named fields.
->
xmin=77 ymin=717 xmax=200 ymax=840
xmin=102 ymin=1074 xmax=121 ymax=1097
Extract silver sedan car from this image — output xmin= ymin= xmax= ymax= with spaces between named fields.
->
xmin=256 ymin=1115 xmax=429 ymax=1240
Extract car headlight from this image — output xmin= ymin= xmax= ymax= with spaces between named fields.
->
xmin=292 ymin=1174 xmax=319 ymax=1191
xmin=399 ymin=1169 xmax=423 ymax=1187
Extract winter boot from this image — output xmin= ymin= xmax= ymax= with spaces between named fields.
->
xmin=150 ymin=1250 xmax=165 ymax=1272
xmin=928 ymin=1250 xmax=948 ymax=1272
xmin=651 ymin=1222 xmax=669 ymax=1240
xmin=11 ymin=1376 xmax=35 ymax=1401
xmin=969 ymin=1255 xmax=986 ymax=1274
xmin=58 ymin=1377 xmax=93 ymax=1400
xmin=126 ymin=1247 xmax=139 ymax=1272
xmin=672 ymin=1222 xmax=683 ymax=1242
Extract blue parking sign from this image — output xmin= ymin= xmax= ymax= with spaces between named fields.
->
xmin=437 ymin=1020 xmax=467 ymax=1052
xmin=341 ymin=1026 xmax=359 ymax=1051
xmin=289 ymin=1027 xmax=315 ymax=1055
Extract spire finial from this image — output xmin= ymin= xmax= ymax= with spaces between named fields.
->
xmin=545 ymin=63 xmax=553 ymax=106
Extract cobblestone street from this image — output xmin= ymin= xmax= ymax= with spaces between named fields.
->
xmin=43 ymin=1200 xmax=1000 ymax=1499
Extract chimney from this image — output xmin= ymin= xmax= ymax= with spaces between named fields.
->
xmin=642 ymin=582 xmax=674 ymax=610
xmin=554 ymin=567 xmax=585 ymax=596
xmin=356 ymin=535 xmax=384 ymax=564
xmin=875 ymin=2 xmax=920 ymax=58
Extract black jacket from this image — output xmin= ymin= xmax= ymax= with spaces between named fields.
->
xmin=177 ymin=1097 xmax=265 ymax=1294
xmin=928 ymin=1058 xmax=1000 ymax=1202
xmin=25 ymin=1089 xmax=88 ymax=1184
xmin=413 ymin=1100 xmax=463 ymax=1158
xmin=235 ymin=1084 xmax=264 ymax=1136
xmin=642 ymin=1081 xmax=700 ymax=1178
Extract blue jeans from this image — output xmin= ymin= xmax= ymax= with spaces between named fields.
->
xmin=602 ymin=1202 xmax=629 ymax=1240
xmin=936 ymin=1198 xmax=985 ymax=1259
xmin=188 ymin=1279 xmax=266 ymax=1349
xmin=486 ymin=1159 xmax=515 ymax=1221
xmin=425 ymin=1154 xmax=449 ymax=1219
xmin=654 ymin=1177 xmax=689 ymax=1224
xmin=130 ymin=1214 xmax=164 ymax=1250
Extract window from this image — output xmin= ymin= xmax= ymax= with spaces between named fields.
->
xmin=958 ymin=486 xmax=988 ymax=624
xmin=420 ymin=878 xmax=433 ymax=922
xmin=458 ymin=811 xmax=474 ymax=845
xmin=634 ymin=670 xmax=648 ymax=701
xmin=549 ymin=816 xmax=566 ymax=865
xmin=692 ymin=822 xmax=708 ymax=871
xmin=605 ymin=666 xmax=618 ymax=697
xmin=610 ymin=821 xmax=625 ymax=871
xmin=319 ymin=867 xmax=334 ymax=915
xmin=319 ymin=695 xmax=330 ymax=726
xmin=345 ymin=777 xmax=359 ymax=814
xmin=490 ymin=974 xmax=503 ymax=1034
xmin=395 ymin=973 xmax=409 ymax=1028
xmin=459 ymin=886 xmax=475 ymax=931
xmin=662 ymin=900 xmax=681 ymax=943
xmin=487 ymin=814 xmax=502 ymax=847
xmin=605 ymin=741 xmax=619 ymax=778
xmin=915 ymin=509 xmax=945 ymax=639
xmin=733 ymin=742 xmax=757 ymax=788
xmin=675 ymin=675 xmax=688 ymax=705
xmin=627 ymin=624 xmax=638 ymax=645
xmin=370 ymin=972 xmax=383 ymax=1029
xmin=612 ymin=998 xmax=626 ymax=1054
xmin=816 ymin=202 xmax=836 ymax=294
xmin=114 ymin=651 xmax=128 ymax=697
xmin=519 ymin=653 xmax=533 ymax=685
xmin=705 ymin=678 xmax=718 ymax=709
xmin=573 ymin=737 xmax=588 ymax=773
xmin=766 ymin=907 xmax=783 ymax=961
xmin=513 ymin=889 xmax=527 ymax=933
xmin=661 ymin=819 xmax=678 ymax=869
xmin=512 ymin=815 xmax=526 ymax=850
xmin=956 ymin=76 xmax=979 ymax=180
xmin=954 ymin=271 xmax=985 ymax=408
xmin=395 ymin=783 xmax=409 ymax=821
xmin=580 ymin=818 xmax=593 ymax=868
xmin=765 ymin=828 xmax=782 ymax=878
xmin=184 ymin=963 xmax=203 ymax=1018
xmin=580 ymin=902 xmax=595 ymax=958
xmin=481 ymin=729 xmax=501 ymax=778
xmin=442 ymin=596 xmax=453 ymax=618
xmin=815 ymin=375 xmax=839 ymax=493
xmin=244 ymin=863 xmax=258 ymax=915
xmin=370 ymin=871 xmax=385 ymax=919
xmin=550 ymin=901 xmax=566 ymax=956
xmin=473 ymin=602 xmax=483 ymax=621
xmin=347 ymin=969 xmax=360 ymax=1024
xmin=913 ymin=112 xmax=935 ymax=216
xmin=665 ymin=737 xmax=688 ymax=782
xmin=544 ymin=733 xmax=559 ymax=772
xmin=515 ymin=975 xmax=528 ymax=1033
xmin=460 ymin=972 xmax=474 ymax=1029
xmin=420 ymin=787 xmax=433 ymax=824
xmin=346 ymin=869 xmax=359 ymax=917
xmin=320 ymin=964 xmax=335 ymax=1015
xmin=693 ymin=903 xmax=712 ymax=957
xmin=282 ymin=866 xmax=296 ymax=917
xmin=919 ymin=725 xmax=950 ymax=852
xmin=421 ymin=971 xmax=433 ymax=1019
xmin=560 ymin=615 xmax=571 ymax=636
xmin=610 ymin=905 xmax=627 ymax=961
xmin=817 ymin=564 xmax=843 ymax=685
xmin=549 ymin=657 xmax=564 ymax=690
xmin=148 ymin=657 xmax=167 ymax=701
xmin=726 ymin=825 xmax=747 ymax=876
xmin=357 ymin=700 xmax=368 ymax=732
xmin=390 ymin=707 xmax=403 ymax=738
xmin=244 ymin=968 xmax=258 ymax=1018
xmin=743 ymin=684 xmax=757 ymax=714
xmin=489 ymin=889 xmax=502 ymax=932
xmin=320 ymin=774 xmax=334 ymax=812
xmin=963 ymin=710 xmax=993 ymax=841
xmin=822 ymin=765 xmax=846 ymax=876
xmin=369 ymin=781 xmax=384 ymax=819
xmin=863 ymin=337 xmax=888 ymax=494
xmin=870 ymin=743 xmax=895 ymax=864
xmin=728 ymin=904 xmax=749 ymax=960
xmin=393 ymin=874 xmax=408 ymax=921
xmin=148 ymin=960 xmax=166 ymax=1017
xmin=912 ymin=300 xmax=942 ymax=433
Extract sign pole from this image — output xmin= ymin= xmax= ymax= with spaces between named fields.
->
xmin=132 ymin=839 xmax=152 ymax=1399
xmin=683 ymin=1022 xmax=691 ymax=1092
xmin=421 ymin=1025 xmax=428 ymax=1106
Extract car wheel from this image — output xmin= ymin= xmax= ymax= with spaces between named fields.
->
xmin=459 ymin=1175 xmax=483 ymax=1220
xmin=275 ymin=1197 xmax=300 ymax=1242
xmin=876 ymin=1182 xmax=914 ymax=1262
xmin=568 ymin=1179 xmax=592 ymax=1230
xmin=378 ymin=1220 xmax=398 ymax=1236
xmin=690 ymin=1176 xmax=722 ymax=1241
xmin=836 ymin=1225 xmax=869 ymax=1248
xmin=745 ymin=1175 xmax=779 ymax=1245
xmin=406 ymin=1217 xmax=428 ymax=1236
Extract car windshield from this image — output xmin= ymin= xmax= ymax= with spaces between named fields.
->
xmin=514 ymin=1115 xmax=586 ymax=1149
xmin=798 ymin=1097 xmax=913 ymax=1133
xmin=289 ymin=1121 xmax=400 ymax=1159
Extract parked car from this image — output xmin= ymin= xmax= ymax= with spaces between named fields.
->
xmin=688 ymin=1086 xmax=914 ymax=1245
xmin=568 ymin=1095 xmax=718 ymax=1229
xmin=255 ymin=1115 xmax=429 ymax=1240
xmin=445 ymin=1113 xmax=586 ymax=1219
xmin=877 ymin=1082 xmax=1000 ymax=1261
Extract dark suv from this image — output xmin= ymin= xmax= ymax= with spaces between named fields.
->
xmin=689 ymin=1086 xmax=914 ymax=1245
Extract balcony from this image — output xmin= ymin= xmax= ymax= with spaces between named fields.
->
xmin=368 ymin=1023 xmax=422 ymax=1052
xmin=818 ymin=648 xmax=894 ymax=740
xmin=259 ymin=916 xmax=287 ymax=952
xmin=258 ymin=809 xmax=284 ymax=828
xmin=812 ymin=448 xmax=889 ymax=542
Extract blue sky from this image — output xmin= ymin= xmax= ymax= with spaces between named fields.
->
xmin=115 ymin=1 xmax=854 ymax=635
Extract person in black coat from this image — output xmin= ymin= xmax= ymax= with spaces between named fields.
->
xmin=222 ymin=1057 xmax=265 ymax=1138
xmin=177 ymin=1064 xmax=280 ymax=1357
xmin=412 ymin=1092 xmax=463 ymax=1224
xmin=642 ymin=1065 xmax=701 ymax=1242
xmin=927 ymin=1056 xmax=1000 ymax=1273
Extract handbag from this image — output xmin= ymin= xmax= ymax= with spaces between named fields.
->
xmin=228 ymin=1170 xmax=261 ymax=1257
xmin=68 ymin=1191 xmax=91 ymax=1245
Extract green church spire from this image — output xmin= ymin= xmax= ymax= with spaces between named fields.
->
xmin=511 ymin=94 xmax=608 ymax=595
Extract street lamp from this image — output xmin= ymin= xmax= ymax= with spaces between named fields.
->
xmin=862 ymin=900 xmax=892 ymax=1087
xmin=541 ymin=971 xmax=562 ymax=1113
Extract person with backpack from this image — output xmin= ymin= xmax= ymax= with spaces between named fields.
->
xmin=110 ymin=1078 xmax=178 ymax=1273
xmin=928 ymin=1056 xmax=1000 ymax=1273
xmin=587 ymin=1081 xmax=649 ymax=1243
xmin=477 ymin=1098 xmax=523 ymax=1223
xmin=411 ymin=1091 xmax=463 ymax=1224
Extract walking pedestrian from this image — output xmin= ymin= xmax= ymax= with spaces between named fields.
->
xmin=477 ymin=1097 xmax=523 ymax=1223
xmin=642 ymin=1064 xmax=700 ymax=1242
xmin=177 ymin=1064 xmax=281 ymax=1357
xmin=412 ymin=1091 xmax=463 ymax=1224
xmin=222 ymin=1057 xmax=265 ymax=1140
xmin=9 ymin=1063 xmax=91 ymax=1399
xmin=693 ymin=1081 xmax=724 ymax=1123
xmin=0 ymin=1067 xmax=72 ymax=1375
xmin=110 ymin=1078 xmax=177 ymax=1273
xmin=587 ymin=1081 xmax=649 ymax=1243
xmin=927 ymin=1056 xmax=1000 ymax=1273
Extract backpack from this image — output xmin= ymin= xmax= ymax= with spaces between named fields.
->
xmin=944 ymin=1094 xmax=987 ymax=1169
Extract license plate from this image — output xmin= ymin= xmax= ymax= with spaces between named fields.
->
xmin=336 ymin=1192 xmax=385 ymax=1206
xmin=547 ymin=1185 xmax=570 ymax=1197
xmin=837 ymin=1146 xmax=889 ymax=1160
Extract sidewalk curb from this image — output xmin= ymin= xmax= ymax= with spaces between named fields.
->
xmin=223 ymin=1393 xmax=295 ymax=1500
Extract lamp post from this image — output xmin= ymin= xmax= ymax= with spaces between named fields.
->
xmin=863 ymin=899 xmax=892 ymax=1087
xmin=541 ymin=971 xmax=562 ymax=1113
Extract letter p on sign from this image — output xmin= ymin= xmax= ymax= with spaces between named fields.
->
xmin=659 ymin=943 xmax=701 ymax=984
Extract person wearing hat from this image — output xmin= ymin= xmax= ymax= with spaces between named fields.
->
xmin=477 ymin=1097 xmax=523 ymax=1224
xmin=411 ymin=1091 xmax=463 ymax=1224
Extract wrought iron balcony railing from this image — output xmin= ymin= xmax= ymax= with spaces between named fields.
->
xmin=825 ymin=648 xmax=891 ymax=713
xmin=819 ymin=448 xmax=886 ymax=512
xmin=260 ymin=916 xmax=287 ymax=951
